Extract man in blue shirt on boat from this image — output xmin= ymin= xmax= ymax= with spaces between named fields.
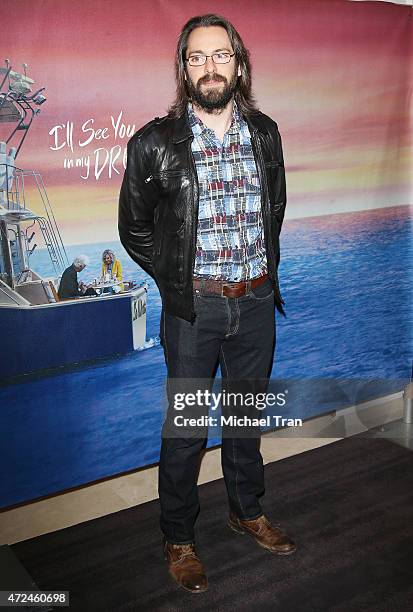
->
xmin=119 ymin=14 xmax=295 ymax=593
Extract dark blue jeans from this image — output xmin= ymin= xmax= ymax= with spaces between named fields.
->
xmin=158 ymin=278 xmax=276 ymax=544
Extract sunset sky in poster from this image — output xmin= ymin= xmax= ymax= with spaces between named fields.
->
xmin=3 ymin=0 xmax=411 ymax=244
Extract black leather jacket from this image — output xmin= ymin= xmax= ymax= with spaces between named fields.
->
xmin=118 ymin=110 xmax=287 ymax=322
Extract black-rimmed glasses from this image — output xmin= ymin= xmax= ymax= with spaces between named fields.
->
xmin=186 ymin=52 xmax=235 ymax=67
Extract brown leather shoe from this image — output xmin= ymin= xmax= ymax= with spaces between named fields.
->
xmin=228 ymin=511 xmax=296 ymax=555
xmin=164 ymin=540 xmax=208 ymax=593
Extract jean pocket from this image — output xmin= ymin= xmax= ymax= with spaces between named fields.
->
xmin=249 ymin=278 xmax=274 ymax=301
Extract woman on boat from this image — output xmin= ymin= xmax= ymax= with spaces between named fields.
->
xmin=101 ymin=249 xmax=123 ymax=291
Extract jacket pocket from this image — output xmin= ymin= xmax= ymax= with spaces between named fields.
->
xmin=154 ymin=169 xmax=190 ymax=231
xmin=153 ymin=224 xmax=185 ymax=286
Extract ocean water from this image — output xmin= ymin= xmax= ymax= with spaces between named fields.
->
xmin=0 ymin=205 xmax=412 ymax=507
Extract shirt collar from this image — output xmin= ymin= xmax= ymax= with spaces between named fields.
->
xmin=187 ymin=101 xmax=242 ymax=137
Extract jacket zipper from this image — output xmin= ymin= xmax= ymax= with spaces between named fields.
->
xmin=145 ymin=170 xmax=188 ymax=183
xmin=188 ymin=139 xmax=199 ymax=323
xmin=265 ymin=160 xmax=283 ymax=168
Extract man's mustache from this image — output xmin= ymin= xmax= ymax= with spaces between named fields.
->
xmin=198 ymin=73 xmax=227 ymax=85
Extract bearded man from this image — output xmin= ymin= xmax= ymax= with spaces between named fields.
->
xmin=119 ymin=13 xmax=295 ymax=593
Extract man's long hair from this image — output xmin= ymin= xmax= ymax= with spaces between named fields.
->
xmin=168 ymin=14 xmax=259 ymax=119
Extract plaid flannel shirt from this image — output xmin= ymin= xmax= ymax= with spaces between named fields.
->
xmin=188 ymin=102 xmax=267 ymax=281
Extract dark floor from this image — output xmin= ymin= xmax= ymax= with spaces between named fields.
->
xmin=10 ymin=434 xmax=413 ymax=611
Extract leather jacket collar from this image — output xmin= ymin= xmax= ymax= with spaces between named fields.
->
xmin=171 ymin=104 xmax=270 ymax=144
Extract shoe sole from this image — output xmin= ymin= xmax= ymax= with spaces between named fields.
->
xmin=227 ymin=520 xmax=297 ymax=556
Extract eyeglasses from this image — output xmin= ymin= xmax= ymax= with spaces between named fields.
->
xmin=185 ymin=52 xmax=235 ymax=67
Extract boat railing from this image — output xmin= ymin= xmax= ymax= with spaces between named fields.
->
xmin=0 ymin=62 xmax=46 ymax=159
xmin=0 ymin=63 xmax=68 ymax=282
xmin=36 ymin=215 xmax=68 ymax=275
xmin=0 ymin=163 xmax=25 ymax=211
xmin=24 ymin=170 xmax=68 ymax=267
xmin=0 ymin=161 xmax=69 ymax=276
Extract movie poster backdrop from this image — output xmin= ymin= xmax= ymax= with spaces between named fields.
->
xmin=0 ymin=0 xmax=411 ymax=506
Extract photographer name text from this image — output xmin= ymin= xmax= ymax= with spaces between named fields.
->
xmin=174 ymin=415 xmax=303 ymax=428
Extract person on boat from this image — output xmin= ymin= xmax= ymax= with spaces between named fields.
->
xmin=101 ymin=249 xmax=122 ymax=280
xmin=58 ymin=255 xmax=97 ymax=299
xmin=101 ymin=249 xmax=124 ymax=292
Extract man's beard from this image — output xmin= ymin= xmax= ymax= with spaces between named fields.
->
xmin=186 ymin=71 xmax=238 ymax=113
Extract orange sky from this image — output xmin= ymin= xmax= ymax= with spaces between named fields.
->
xmin=2 ymin=0 xmax=411 ymax=244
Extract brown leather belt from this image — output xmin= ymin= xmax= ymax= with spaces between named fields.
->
xmin=193 ymin=273 xmax=269 ymax=298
